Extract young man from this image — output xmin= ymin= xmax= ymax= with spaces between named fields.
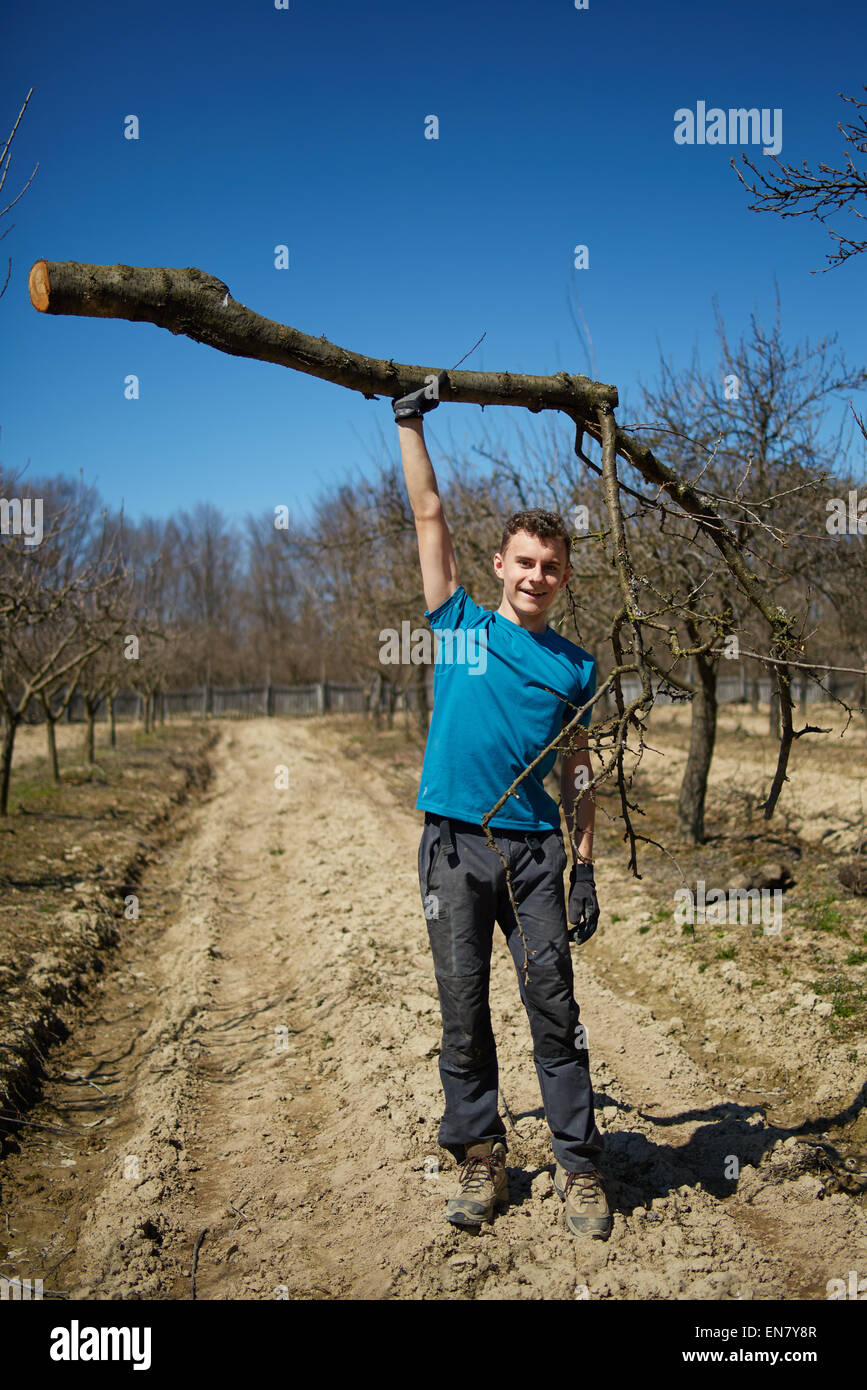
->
xmin=393 ymin=376 xmax=611 ymax=1240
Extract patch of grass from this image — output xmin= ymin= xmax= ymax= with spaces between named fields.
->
xmin=0 ymin=722 xmax=215 ymax=1072
xmin=638 ymin=925 xmax=651 ymax=934
xmin=716 ymin=945 xmax=737 ymax=961
xmin=845 ymin=950 xmax=867 ymax=967
xmin=698 ymin=962 xmax=708 ymax=973
xmin=811 ymin=973 xmax=867 ymax=1029
xmin=800 ymin=891 xmax=844 ymax=935
xmin=9 ymin=776 xmax=66 ymax=807
xmin=268 ymin=847 xmax=285 ymax=856
xmin=652 ymin=907 xmax=670 ymax=922
xmin=611 ymin=913 xmax=622 ymax=924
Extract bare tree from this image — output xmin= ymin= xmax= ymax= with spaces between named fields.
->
xmin=240 ymin=514 xmax=300 ymax=685
xmin=0 ymin=88 xmax=39 ymax=302
xmin=171 ymin=504 xmax=241 ymax=692
xmin=289 ymin=466 xmax=425 ymax=726
xmin=732 ymin=86 xmax=867 ymax=272
xmin=112 ymin=513 xmax=186 ymax=732
xmin=0 ymin=480 xmax=130 ymax=813
xmin=630 ymin=289 xmax=866 ymax=839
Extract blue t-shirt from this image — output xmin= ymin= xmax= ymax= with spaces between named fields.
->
xmin=416 ymin=585 xmax=596 ymax=831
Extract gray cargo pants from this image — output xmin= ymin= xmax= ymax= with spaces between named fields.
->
xmin=418 ymin=812 xmax=603 ymax=1173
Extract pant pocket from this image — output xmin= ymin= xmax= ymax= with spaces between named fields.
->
xmin=550 ymin=830 xmax=568 ymax=872
xmin=419 ymin=823 xmax=442 ymax=910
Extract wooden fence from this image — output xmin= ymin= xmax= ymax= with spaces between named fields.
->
xmin=24 ymin=667 xmax=860 ymax=726
xmin=56 ymin=681 xmax=394 ymax=723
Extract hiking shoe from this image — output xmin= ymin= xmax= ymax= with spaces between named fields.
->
xmin=445 ymin=1141 xmax=509 ymax=1226
xmin=553 ymin=1163 xmax=612 ymax=1239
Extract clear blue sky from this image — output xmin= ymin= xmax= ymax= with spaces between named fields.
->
xmin=2 ymin=0 xmax=865 ymax=528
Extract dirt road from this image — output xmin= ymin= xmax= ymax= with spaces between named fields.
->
xmin=1 ymin=717 xmax=864 ymax=1300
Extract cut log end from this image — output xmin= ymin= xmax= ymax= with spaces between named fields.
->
xmin=28 ymin=259 xmax=51 ymax=311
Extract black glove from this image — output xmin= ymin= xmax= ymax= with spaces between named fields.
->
xmin=567 ymin=862 xmax=599 ymax=945
xmin=392 ymin=371 xmax=448 ymax=420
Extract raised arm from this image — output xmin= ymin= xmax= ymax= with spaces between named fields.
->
xmin=393 ymin=377 xmax=459 ymax=614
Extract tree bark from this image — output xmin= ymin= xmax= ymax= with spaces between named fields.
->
xmin=368 ymin=671 xmax=382 ymax=730
xmin=46 ymin=717 xmax=60 ymax=782
xmin=84 ymin=700 xmax=97 ymax=764
xmin=677 ymin=651 xmax=718 ymax=843
xmin=769 ymin=677 xmax=781 ymax=738
xmin=0 ymin=716 xmax=19 ymax=817
xmin=28 ymin=260 xmax=617 ymax=419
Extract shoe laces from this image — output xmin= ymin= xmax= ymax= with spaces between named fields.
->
xmin=564 ymin=1169 xmax=602 ymax=1202
xmin=459 ymin=1153 xmax=499 ymax=1191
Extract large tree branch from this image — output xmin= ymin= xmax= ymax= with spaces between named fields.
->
xmin=29 ymin=258 xmax=799 ymax=646
xmin=28 ymin=259 xmax=618 ymax=417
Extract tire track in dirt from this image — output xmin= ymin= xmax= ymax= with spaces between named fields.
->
xmin=2 ymin=717 xmax=864 ymax=1300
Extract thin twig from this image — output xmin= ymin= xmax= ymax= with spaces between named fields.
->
xmin=189 ymin=1227 xmax=207 ymax=1301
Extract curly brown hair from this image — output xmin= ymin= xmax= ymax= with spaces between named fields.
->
xmin=499 ymin=509 xmax=571 ymax=567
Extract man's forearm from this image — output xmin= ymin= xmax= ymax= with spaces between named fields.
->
xmin=562 ymin=759 xmax=595 ymax=864
xmin=396 ymin=419 xmax=443 ymax=519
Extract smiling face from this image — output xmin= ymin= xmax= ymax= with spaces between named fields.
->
xmin=493 ymin=528 xmax=571 ymax=630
